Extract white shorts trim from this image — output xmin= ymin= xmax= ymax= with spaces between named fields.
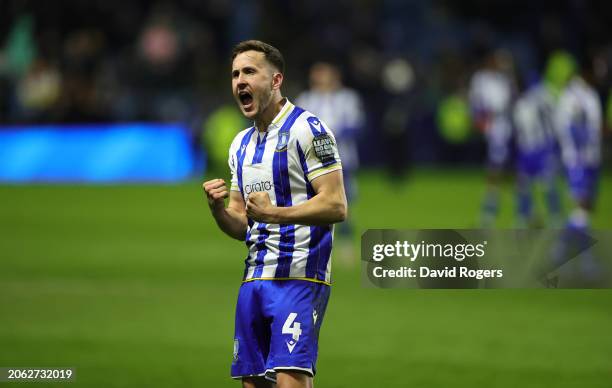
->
xmin=266 ymin=366 xmax=314 ymax=377
xmin=231 ymin=372 xmax=266 ymax=380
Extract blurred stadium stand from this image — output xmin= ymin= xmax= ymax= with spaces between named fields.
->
xmin=0 ymin=0 xmax=611 ymax=181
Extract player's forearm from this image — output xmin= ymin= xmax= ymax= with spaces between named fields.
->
xmin=212 ymin=206 xmax=247 ymax=241
xmin=271 ymin=192 xmax=347 ymax=226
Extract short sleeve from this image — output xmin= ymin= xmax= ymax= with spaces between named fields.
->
xmin=228 ymin=139 xmax=240 ymax=192
xmin=296 ymin=114 xmax=342 ymax=182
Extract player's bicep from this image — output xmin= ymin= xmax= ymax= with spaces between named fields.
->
xmin=311 ymin=169 xmax=345 ymax=198
xmin=310 ymin=169 xmax=347 ymax=223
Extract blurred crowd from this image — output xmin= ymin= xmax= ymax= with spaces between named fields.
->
xmin=0 ymin=0 xmax=233 ymax=124
xmin=1 ymin=0 xmax=611 ymax=169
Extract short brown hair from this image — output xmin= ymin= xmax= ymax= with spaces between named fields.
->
xmin=232 ymin=40 xmax=285 ymax=74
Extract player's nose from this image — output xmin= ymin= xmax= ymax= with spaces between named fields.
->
xmin=236 ymin=73 xmax=248 ymax=87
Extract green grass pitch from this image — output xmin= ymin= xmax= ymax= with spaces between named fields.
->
xmin=0 ymin=169 xmax=610 ymax=387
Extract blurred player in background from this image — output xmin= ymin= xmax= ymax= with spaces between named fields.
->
xmin=546 ymin=54 xmax=603 ymax=280
xmin=555 ymin=59 xmax=602 ymax=234
xmin=203 ymin=40 xmax=346 ymax=388
xmin=296 ymin=62 xmax=363 ymax=264
xmin=513 ymin=79 xmax=562 ymax=228
xmin=469 ymin=50 xmax=515 ymax=227
xmin=512 ymin=51 xmax=579 ymax=228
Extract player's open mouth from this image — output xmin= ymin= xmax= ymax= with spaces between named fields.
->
xmin=239 ymin=91 xmax=254 ymax=110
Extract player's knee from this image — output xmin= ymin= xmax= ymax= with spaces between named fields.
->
xmin=275 ymin=371 xmax=312 ymax=388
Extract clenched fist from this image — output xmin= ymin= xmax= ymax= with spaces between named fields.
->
xmin=203 ymin=178 xmax=229 ymax=210
xmin=246 ymin=191 xmax=277 ymax=223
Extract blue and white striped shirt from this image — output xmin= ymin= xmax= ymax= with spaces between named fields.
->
xmin=228 ymin=100 xmax=342 ymax=285
xmin=513 ymin=83 xmax=557 ymax=153
xmin=555 ymin=77 xmax=602 ymax=168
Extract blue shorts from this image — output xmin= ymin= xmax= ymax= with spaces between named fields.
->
xmin=231 ymin=280 xmax=331 ymax=381
xmin=517 ymin=147 xmax=559 ymax=180
xmin=567 ymin=166 xmax=599 ymax=204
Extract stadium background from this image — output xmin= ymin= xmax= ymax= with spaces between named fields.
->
xmin=1 ymin=1 xmax=611 ymax=387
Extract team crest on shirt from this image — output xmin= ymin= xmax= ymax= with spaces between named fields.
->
xmin=276 ymin=131 xmax=289 ymax=152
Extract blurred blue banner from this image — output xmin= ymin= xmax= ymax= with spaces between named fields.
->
xmin=0 ymin=124 xmax=197 ymax=183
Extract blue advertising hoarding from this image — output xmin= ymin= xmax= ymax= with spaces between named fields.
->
xmin=0 ymin=124 xmax=198 ymax=183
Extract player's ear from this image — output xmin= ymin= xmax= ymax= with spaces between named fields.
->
xmin=272 ymin=72 xmax=283 ymax=91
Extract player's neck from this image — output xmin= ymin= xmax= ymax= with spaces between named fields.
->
xmin=255 ymin=95 xmax=285 ymax=132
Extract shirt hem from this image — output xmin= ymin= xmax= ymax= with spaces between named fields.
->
xmin=241 ymin=277 xmax=331 ymax=286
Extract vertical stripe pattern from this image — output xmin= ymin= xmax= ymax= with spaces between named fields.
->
xmin=234 ymin=102 xmax=338 ymax=284
xmin=236 ymin=127 xmax=255 ymax=199
xmin=273 ymin=107 xmax=304 ymax=278
xmin=251 ymin=223 xmax=270 ymax=278
xmin=236 ymin=127 xmax=256 ymax=277
xmin=251 ymin=132 xmax=268 ymax=164
xmin=297 ymin=141 xmax=333 ymax=281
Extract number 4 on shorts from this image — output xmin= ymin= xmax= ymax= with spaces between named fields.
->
xmin=282 ymin=313 xmax=302 ymax=341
